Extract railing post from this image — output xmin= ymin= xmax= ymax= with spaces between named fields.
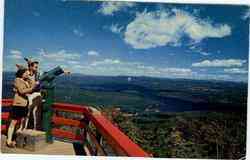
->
xmin=81 ymin=115 xmax=91 ymax=154
xmin=95 ymin=130 xmax=102 ymax=156
xmin=82 ymin=116 xmax=90 ymax=141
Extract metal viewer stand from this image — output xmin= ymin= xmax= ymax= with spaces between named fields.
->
xmin=39 ymin=66 xmax=64 ymax=143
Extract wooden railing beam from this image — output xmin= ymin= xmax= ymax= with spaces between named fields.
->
xmin=52 ymin=103 xmax=89 ymax=114
xmin=51 ymin=128 xmax=83 ymax=141
xmin=52 ymin=116 xmax=86 ymax=128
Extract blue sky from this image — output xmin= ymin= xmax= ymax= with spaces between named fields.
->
xmin=3 ymin=0 xmax=250 ymax=82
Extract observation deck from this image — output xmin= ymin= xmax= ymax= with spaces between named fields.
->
xmin=1 ymin=98 xmax=151 ymax=157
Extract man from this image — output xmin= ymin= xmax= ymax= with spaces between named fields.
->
xmin=25 ymin=58 xmax=40 ymax=81
xmin=24 ymin=58 xmax=43 ymax=130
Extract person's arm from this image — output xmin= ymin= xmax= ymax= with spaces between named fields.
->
xmin=14 ymin=78 xmax=34 ymax=95
xmin=27 ymin=78 xmax=36 ymax=88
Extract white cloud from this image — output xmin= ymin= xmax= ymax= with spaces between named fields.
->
xmin=192 ymin=59 xmax=247 ymax=67
xmin=192 ymin=73 xmax=233 ymax=81
xmin=199 ymin=51 xmax=211 ymax=56
xmin=25 ymin=53 xmax=246 ymax=82
xmin=38 ymin=49 xmax=81 ymax=62
xmin=98 ymin=1 xmax=135 ymax=16
xmin=7 ymin=49 xmax=23 ymax=59
xmin=10 ymin=50 xmax=22 ymax=55
xmin=124 ymin=9 xmax=231 ymax=49
xmin=87 ymin=50 xmax=100 ymax=56
xmin=32 ymin=11 xmax=40 ymax=17
xmin=67 ymin=60 xmax=80 ymax=65
xmin=158 ymin=67 xmax=193 ymax=76
xmin=87 ymin=58 xmax=193 ymax=78
xmin=241 ymin=8 xmax=250 ymax=20
xmin=110 ymin=24 xmax=123 ymax=34
xmin=71 ymin=60 xmax=247 ymax=82
xmin=73 ymin=29 xmax=84 ymax=37
xmin=20 ymin=49 xmax=82 ymax=72
xmin=91 ymin=58 xmax=121 ymax=66
xmin=188 ymin=44 xmax=211 ymax=56
xmin=224 ymin=68 xmax=248 ymax=74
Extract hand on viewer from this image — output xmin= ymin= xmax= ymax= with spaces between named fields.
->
xmin=63 ymin=69 xmax=70 ymax=75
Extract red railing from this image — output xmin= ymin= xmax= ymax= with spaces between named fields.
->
xmin=1 ymin=99 xmax=12 ymax=134
xmin=1 ymin=99 xmax=150 ymax=157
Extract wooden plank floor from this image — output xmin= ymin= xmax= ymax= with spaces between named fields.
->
xmin=1 ymin=135 xmax=76 ymax=155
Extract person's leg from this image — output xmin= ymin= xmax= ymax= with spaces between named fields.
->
xmin=7 ymin=120 xmax=17 ymax=145
xmin=7 ymin=106 xmax=19 ymax=146
xmin=28 ymin=93 xmax=42 ymax=130
xmin=24 ymin=106 xmax=32 ymax=130
xmin=27 ymin=94 xmax=33 ymax=107
xmin=34 ymin=96 xmax=43 ymax=130
xmin=17 ymin=118 xmax=25 ymax=133
xmin=33 ymin=105 xmax=38 ymax=130
xmin=17 ymin=107 xmax=28 ymax=132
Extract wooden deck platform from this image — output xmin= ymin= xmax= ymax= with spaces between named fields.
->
xmin=1 ymin=135 xmax=76 ymax=155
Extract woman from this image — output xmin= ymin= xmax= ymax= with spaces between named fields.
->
xmin=6 ymin=67 xmax=36 ymax=147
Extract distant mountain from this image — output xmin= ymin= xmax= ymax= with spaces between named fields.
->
xmin=2 ymin=71 xmax=247 ymax=113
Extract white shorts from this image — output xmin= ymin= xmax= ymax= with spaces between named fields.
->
xmin=27 ymin=92 xmax=41 ymax=107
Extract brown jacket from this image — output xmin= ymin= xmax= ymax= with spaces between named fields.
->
xmin=12 ymin=78 xmax=34 ymax=107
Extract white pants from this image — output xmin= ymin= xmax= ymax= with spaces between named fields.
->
xmin=23 ymin=92 xmax=42 ymax=130
xmin=27 ymin=92 xmax=41 ymax=106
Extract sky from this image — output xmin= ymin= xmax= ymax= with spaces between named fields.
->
xmin=3 ymin=0 xmax=250 ymax=82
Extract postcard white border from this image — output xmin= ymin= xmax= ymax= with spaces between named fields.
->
xmin=0 ymin=0 xmax=249 ymax=160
